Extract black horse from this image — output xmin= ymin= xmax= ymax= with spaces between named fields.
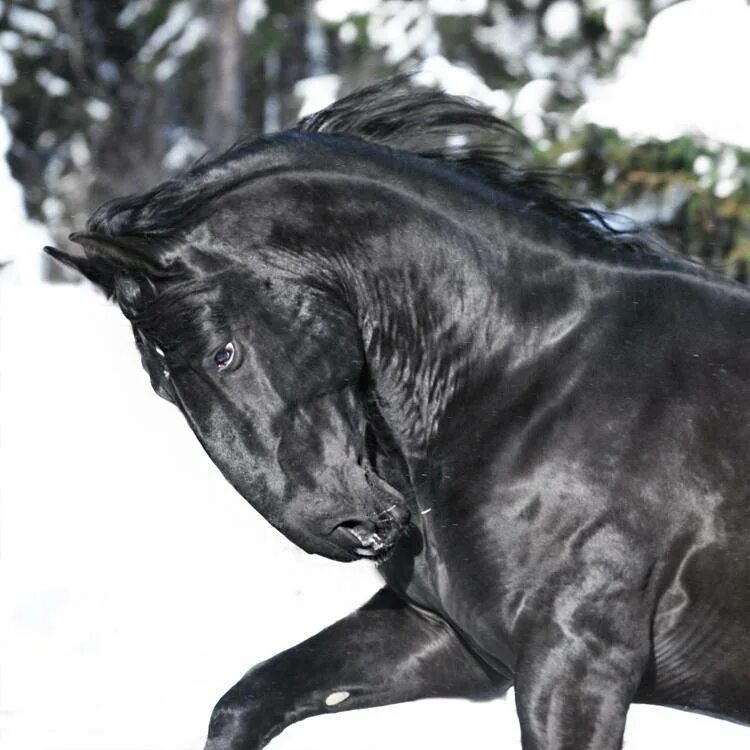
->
xmin=46 ymin=79 xmax=750 ymax=749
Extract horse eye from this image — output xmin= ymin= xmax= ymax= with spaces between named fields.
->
xmin=214 ymin=342 xmax=235 ymax=371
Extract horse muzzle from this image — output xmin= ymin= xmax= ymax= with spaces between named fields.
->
xmin=330 ymin=504 xmax=410 ymax=560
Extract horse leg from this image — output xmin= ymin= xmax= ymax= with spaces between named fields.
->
xmin=204 ymin=586 xmax=510 ymax=750
xmin=512 ymin=586 xmax=651 ymax=750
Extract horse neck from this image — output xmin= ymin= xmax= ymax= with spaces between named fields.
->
xmin=335 ymin=186 xmax=589 ymax=462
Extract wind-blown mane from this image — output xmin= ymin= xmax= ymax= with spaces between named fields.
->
xmin=296 ymin=76 xmax=658 ymax=254
xmin=87 ymin=75 xmax=657 ymax=257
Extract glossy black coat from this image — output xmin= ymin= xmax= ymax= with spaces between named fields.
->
xmin=46 ymin=81 xmax=750 ymax=749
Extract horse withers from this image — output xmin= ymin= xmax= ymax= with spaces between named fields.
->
xmin=46 ymin=79 xmax=750 ymax=749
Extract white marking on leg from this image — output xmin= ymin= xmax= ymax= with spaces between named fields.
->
xmin=420 ymin=507 xmax=433 ymax=515
xmin=325 ymin=691 xmax=350 ymax=706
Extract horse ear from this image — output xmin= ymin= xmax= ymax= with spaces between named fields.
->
xmin=44 ymin=232 xmax=166 ymax=295
xmin=68 ymin=232 xmax=164 ymax=275
xmin=43 ymin=244 xmax=118 ymax=295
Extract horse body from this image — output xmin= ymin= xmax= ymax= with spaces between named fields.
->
xmin=371 ymin=230 xmax=750 ymax=721
xmin=46 ymin=80 xmax=750 ymax=748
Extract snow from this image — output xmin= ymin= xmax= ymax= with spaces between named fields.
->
xmin=0 ymin=30 xmax=22 ymax=50
xmin=168 ymin=17 xmax=208 ymax=58
xmin=7 ymin=6 xmax=56 ymax=39
xmin=69 ymin=133 xmax=91 ymax=169
xmin=415 ymin=56 xmax=511 ymax=118
xmin=148 ymin=14 xmax=208 ymax=82
xmin=41 ymin=196 xmax=65 ymax=222
xmin=163 ymin=130 xmax=206 ymax=172
xmin=542 ymin=0 xmax=580 ymax=41
xmin=0 ymin=104 xmax=49 ymax=280
xmin=84 ymin=99 xmax=111 ymax=122
xmin=367 ymin=2 xmax=437 ymax=65
xmin=427 ymin=0 xmax=488 ymax=15
xmin=604 ymin=0 xmax=643 ymax=41
xmin=315 ymin=0 xmax=380 ymax=23
xmin=294 ymin=74 xmax=341 ymax=118
xmin=578 ymin=0 xmax=750 ymax=148
xmin=693 ymin=154 xmax=712 ymax=177
xmin=0 ymin=280 xmax=513 ymax=749
xmin=0 ymin=48 xmax=16 ymax=86
xmin=153 ymin=57 xmax=178 ymax=82
xmin=137 ymin=1 xmax=192 ymax=64
xmin=238 ymin=0 xmax=268 ymax=34
xmin=318 ymin=0 xmax=489 ymax=17
xmin=473 ymin=6 xmax=537 ymax=71
xmin=513 ymin=78 xmax=555 ymax=116
xmin=512 ymin=78 xmax=555 ymax=139
xmin=35 ymin=68 xmax=71 ymax=97
xmin=116 ymin=0 xmax=156 ymax=29
xmin=338 ymin=21 xmax=358 ymax=44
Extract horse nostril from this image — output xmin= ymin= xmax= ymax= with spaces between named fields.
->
xmin=331 ymin=520 xmax=382 ymax=554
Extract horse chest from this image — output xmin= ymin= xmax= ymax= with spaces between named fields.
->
xmin=378 ymin=538 xmax=518 ymax=676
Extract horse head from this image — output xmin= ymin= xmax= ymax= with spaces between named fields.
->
xmin=45 ymin=164 xmax=414 ymax=563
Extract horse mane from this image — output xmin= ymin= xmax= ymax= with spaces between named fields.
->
xmin=296 ymin=75 xmax=655 ymax=255
xmin=87 ymin=74 xmax=658 ymax=257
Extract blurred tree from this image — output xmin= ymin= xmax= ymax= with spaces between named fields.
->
xmin=205 ymin=0 xmax=243 ymax=149
xmin=0 ymin=0 xmax=747 ymax=280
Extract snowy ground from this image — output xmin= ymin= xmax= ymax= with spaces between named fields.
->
xmin=0 ymin=281 xmax=517 ymax=749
